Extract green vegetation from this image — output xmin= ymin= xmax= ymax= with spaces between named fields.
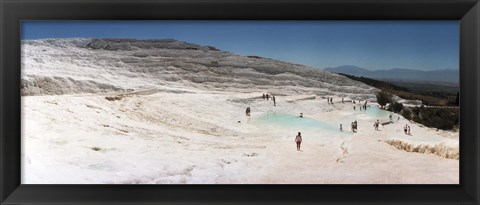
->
xmin=410 ymin=106 xmax=459 ymax=130
xmin=356 ymin=74 xmax=461 ymax=130
xmin=388 ymin=101 xmax=404 ymax=113
xmin=376 ymin=91 xmax=393 ymax=109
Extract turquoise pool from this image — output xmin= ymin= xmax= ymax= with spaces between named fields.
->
xmin=251 ymin=112 xmax=339 ymax=132
xmin=364 ymin=106 xmax=392 ymax=118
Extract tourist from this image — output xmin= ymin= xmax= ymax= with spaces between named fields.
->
xmin=340 ymin=124 xmax=343 ymax=131
xmin=353 ymin=106 xmax=356 ymax=111
xmin=262 ymin=93 xmax=265 ymax=100
xmin=272 ymin=95 xmax=276 ymax=106
xmin=266 ymin=94 xmax=270 ymax=100
xmin=404 ymin=124 xmax=408 ymax=134
xmin=299 ymin=113 xmax=304 ymax=118
xmin=246 ymin=107 xmax=251 ymax=116
xmin=327 ymin=98 xmax=330 ymax=104
xmin=397 ymin=116 xmax=400 ymax=122
xmin=342 ymin=97 xmax=344 ymax=103
xmin=407 ymin=126 xmax=411 ymax=135
xmin=295 ymin=132 xmax=302 ymax=151
xmin=352 ymin=121 xmax=357 ymax=132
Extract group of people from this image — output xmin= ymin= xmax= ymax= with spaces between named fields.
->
xmin=327 ymin=97 xmax=334 ymax=105
xmin=291 ymin=98 xmax=415 ymax=151
xmin=353 ymin=101 xmax=369 ymax=111
xmin=262 ymin=93 xmax=276 ymax=106
xmin=351 ymin=120 xmax=358 ymax=132
xmin=246 ymin=93 xmax=276 ymax=116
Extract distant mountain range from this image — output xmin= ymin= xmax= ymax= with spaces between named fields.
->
xmin=324 ymin=65 xmax=459 ymax=85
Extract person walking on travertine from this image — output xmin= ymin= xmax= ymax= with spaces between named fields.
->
xmin=272 ymin=95 xmax=276 ymax=106
xmin=295 ymin=132 xmax=302 ymax=151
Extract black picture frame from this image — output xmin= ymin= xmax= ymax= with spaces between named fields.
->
xmin=1 ymin=0 xmax=479 ymax=204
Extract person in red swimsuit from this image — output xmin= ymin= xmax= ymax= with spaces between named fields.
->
xmin=295 ymin=132 xmax=302 ymax=151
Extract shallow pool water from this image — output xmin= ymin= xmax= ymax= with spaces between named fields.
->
xmin=251 ymin=112 xmax=339 ymax=132
xmin=363 ymin=106 xmax=392 ymax=119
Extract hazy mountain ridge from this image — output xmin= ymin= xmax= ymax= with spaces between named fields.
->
xmin=21 ymin=38 xmax=377 ymax=98
xmin=324 ymin=65 xmax=459 ymax=85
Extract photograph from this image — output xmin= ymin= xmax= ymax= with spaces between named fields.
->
xmin=21 ymin=20 xmax=460 ymax=184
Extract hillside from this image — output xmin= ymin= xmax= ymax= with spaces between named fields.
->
xmin=22 ymin=38 xmax=377 ymax=98
xmin=338 ymin=73 xmax=458 ymax=106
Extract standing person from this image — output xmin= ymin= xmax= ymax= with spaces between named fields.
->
xmin=262 ymin=93 xmax=265 ymax=100
xmin=354 ymin=120 xmax=358 ymax=132
xmin=353 ymin=106 xmax=356 ymax=111
xmin=266 ymin=94 xmax=270 ymax=100
xmin=272 ymin=95 xmax=276 ymax=106
xmin=246 ymin=107 xmax=251 ymax=116
xmin=327 ymin=98 xmax=330 ymax=104
xmin=299 ymin=113 xmax=304 ymax=118
xmin=389 ymin=115 xmax=393 ymax=122
xmin=404 ymin=124 xmax=408 ymax=134
xmin=340 ymin=124 xmax=343 ymax=132
xmin=342 ymin=98 xmax=344 ymax=103
xmin=295 ymin=132 xmax=303 ymax=151
xmin=397 ymin=116 xmax=400 ymax=122
xmin=407 ymin=126 xmax=411 ymax=135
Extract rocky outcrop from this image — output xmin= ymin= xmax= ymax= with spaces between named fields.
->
xmin=22 ymin=38 xmax=378 ymax=96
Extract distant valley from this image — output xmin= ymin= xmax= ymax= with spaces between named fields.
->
xmin=324 ymin=65 xmax=459 ymax=86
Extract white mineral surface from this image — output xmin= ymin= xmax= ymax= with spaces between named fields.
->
xmin=21 ymin=39 xmax=458 ymax=184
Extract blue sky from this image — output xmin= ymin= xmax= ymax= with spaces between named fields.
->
xmin=21 ymin=21 xmax=459 ymax=71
